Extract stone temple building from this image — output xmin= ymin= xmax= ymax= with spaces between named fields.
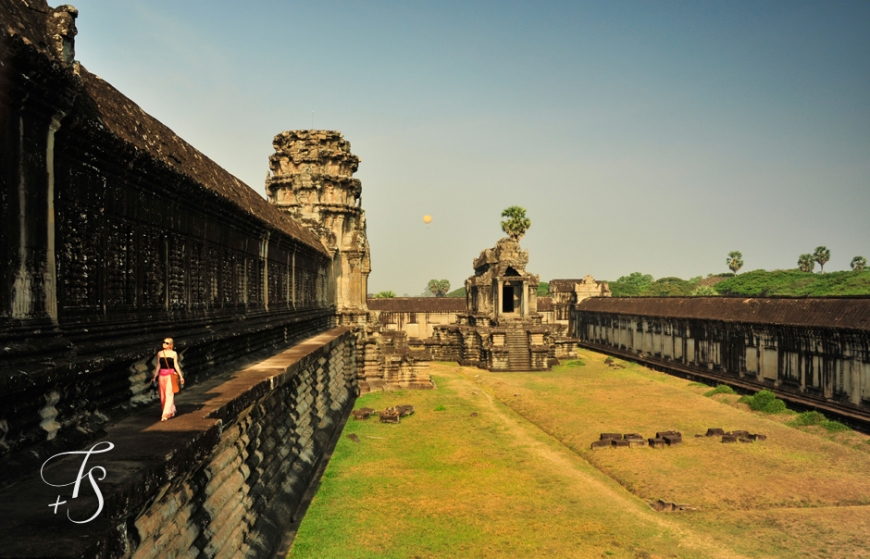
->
xmin=265 ymin=130 xmax=433 ymax=392
xmin=430 ymin=237 xmax=577 ymax=371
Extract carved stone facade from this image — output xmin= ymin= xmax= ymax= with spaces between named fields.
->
xmin=573 ymin=297 xmax=870 ymax=426
xmin=266 ymin=130 xmax=370 ymax=325
xmin=549 ymin=276 xmax=612 ymax=325
xmin=265 ymin=130 xmax=433 ymax=392
xmin=431 ymin=237 xmax=577 ymax=371
xmin=0 ymin=2 xmax=349 ymax=556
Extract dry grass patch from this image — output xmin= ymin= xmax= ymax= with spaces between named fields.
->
xmin=470 ymin=351 xmax=870 ymax=512
xmin=289 ymin=367 xmax=738 ymax=559
xmin=289 ymin=356 xmax=870 ymax=558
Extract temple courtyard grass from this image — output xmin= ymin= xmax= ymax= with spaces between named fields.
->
xmin=287 ymin=355 xmax=870 ymax=559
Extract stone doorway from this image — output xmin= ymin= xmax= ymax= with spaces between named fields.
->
xmin=502 ymin=284 xmax=514 ymax=313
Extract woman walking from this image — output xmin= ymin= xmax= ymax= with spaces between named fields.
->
xmin=151 ymin=337 xmax=185 ymax=421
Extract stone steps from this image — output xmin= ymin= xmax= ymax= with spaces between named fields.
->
xmin=505 ymin=329 xmax=531 ymax=371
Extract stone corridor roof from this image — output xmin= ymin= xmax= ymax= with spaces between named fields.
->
xmin=367 ymin=297 xmax=467 ymax=312
xmin=1 ymin=0 xmax=327 ymax=255
xmin=76 ymin=68 xmax=327 ymax=254
xmin=576 ymin=297 xmax=870 ymax=331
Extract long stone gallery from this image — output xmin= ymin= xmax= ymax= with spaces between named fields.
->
xmin=1 ymin=2 xmax=869 ymax=557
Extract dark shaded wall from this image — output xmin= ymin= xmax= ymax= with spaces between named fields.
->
xmin=0 ymin=328 xmax=357 ymax=559
xmin=0 ymin=0 xmax=334 ymax=483
xmin=572 ymin=297 xmax=870 ymax=425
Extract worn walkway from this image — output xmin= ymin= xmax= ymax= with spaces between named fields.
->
xmin=0 ymin=327 xmax=351 ymax=558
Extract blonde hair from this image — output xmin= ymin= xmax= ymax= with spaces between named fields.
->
xmin=162 ymin=337 xmax=174 ymax=350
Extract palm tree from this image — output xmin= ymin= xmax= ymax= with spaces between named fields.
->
xmin=726 ymin=251 xmax=743 ymax=274
xmin=813 ymin=246 xmax=830 ymax=272
xmin=851 ymin=256 xmax=867 ymax=272
xmin=427 ymin=279 xmax=451 ymax=297
xmin=500 ymin=206 xmax=531 ymax=240
xmin=798 ymin=254 xmax=815 ymax=273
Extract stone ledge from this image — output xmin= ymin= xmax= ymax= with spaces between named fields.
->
xmin=0 ymin=327 xmax=352 ymax=558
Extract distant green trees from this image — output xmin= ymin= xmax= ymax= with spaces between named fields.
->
xmin=813 ymin=246 xmax=831 ymax=272
xmin=609 ymin=272 xmax=655 ymax=297
xmin=427 ymin=279 xmax=451 ymax=297
xmin=692 ymin=285 xmax=718 ymax=296
xmin=500 ymin=206 xmax=531 ymax=240
xmin=726 ymin=251 xmax=743 ymax=274
xmin=373 ymin=291 xmax=396 ymax=298
xmin=798 ymin=254 xmax=815 ymax=273
xmin=851 ymin=256 xmax=866 ymax=272
xmin=714 ymin=269 xmax=870 ymax=296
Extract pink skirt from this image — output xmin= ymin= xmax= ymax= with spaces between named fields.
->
xmin=158 ymin=369 xmax=176 ymax=420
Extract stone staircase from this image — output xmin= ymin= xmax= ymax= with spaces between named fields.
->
xmin=505 ymin=328 xmax=531 ymax=371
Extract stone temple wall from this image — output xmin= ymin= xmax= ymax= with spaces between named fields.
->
xmin=0 ymin=328 xmax=357 ymax=558
xmin=572 ymin=297 xmax=870 ymax=426
xmin=0 ymin=0 xmax=338 ymax=515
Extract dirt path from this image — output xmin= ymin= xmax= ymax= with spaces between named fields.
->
xmin=449 ymin=366 xmax=750 ymax=559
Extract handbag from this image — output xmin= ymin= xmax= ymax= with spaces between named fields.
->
xmin=170 ymin=373 xmax=180 ymax=394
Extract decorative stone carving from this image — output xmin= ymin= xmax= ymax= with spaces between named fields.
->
xmin=266 ymin=130 xmax=370 ymax=322
xmin=432 ymin=237 xmax=578 ymax=371
xmin=266 ymin=130 xmax=434 ymax=392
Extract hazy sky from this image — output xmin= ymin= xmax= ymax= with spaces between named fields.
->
xmin=70 ymin=0 xmax=869 ymax=295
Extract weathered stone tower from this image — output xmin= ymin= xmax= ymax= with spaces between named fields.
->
xmin=266 ymin=130 xmax=370 ymax=325
xmin=265 ymin=131 xmax=434 ymax=391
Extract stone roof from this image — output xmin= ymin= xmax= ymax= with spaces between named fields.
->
xmin=537 ymin=297 xmax=553 ymax=311
xmin=367 ymin=297 xmax=467 ymax=312
xmin=549 ymin=278 xmax=608 ymax=292
xmin=1 ymin=0 xmax=328 ymax=255
xmin=576 ymin=297 xmax=870 ymax=331
xmin=549 ymin=280 xmax=584 ymax=292
xmin=75 ymin=68 xmax=327 ymax=254
xmin=0 ymin=0 xmax=70 ymax=62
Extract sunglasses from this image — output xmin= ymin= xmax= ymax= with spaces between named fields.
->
xmin=162 ymin=341 xmax=171 ymax=345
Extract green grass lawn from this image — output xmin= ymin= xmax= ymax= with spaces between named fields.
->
xmin=288 ymin=357 xmax=870 ymax=559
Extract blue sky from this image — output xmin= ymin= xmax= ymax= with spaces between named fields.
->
xmin=71 ymin=1 xmax=869 ymax=295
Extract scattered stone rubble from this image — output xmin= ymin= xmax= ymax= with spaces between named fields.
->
xmin=351 ymin=405 xmax=415 ymax=424
xmin=649 ymin=499 xmax=696 ymax=512
xmin=591 ymin=428 xmax=767 ymax=449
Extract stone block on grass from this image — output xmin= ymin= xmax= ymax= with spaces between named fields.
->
xmin=396 ymin=405 xmax=415 ymax=417
xmin=656 ymin=430 xmax=682 ymax=439
xmin=379 ymin=408 xmax=400 ymax=424
xmin=726 ymin=430 xmax=750 ymax=437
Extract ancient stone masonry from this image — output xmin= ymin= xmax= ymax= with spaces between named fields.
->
xmin=266 ymin=130 xmax=369 ymax=325
xmin=0 ymin=0 xmax=334 ymax=496
xmin=265 ymin=130 xmax=434 ymax=392
xmin=0 ymin=328 xmax=357 ymax=558
xmin=572 ymin=297 xmax=870 ymax=426
xmin=549 ymin=276 xmax=612 ymax=323
xmin=429 ymin=237 xmax=577 ymax=371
